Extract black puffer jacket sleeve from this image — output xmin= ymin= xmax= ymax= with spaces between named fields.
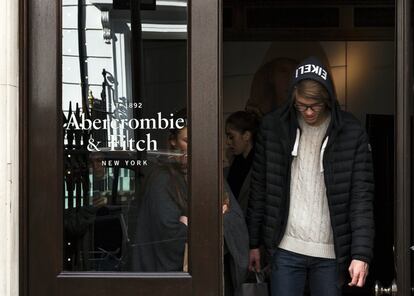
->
xmin=247 ymin=120 xmax=267 ymax=249
xmin=350 ymin=131 xmax=375 ymax=264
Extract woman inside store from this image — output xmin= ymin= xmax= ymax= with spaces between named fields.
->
xmin=130 ymin=109 xmax=188 ymax=272
xmin=225 ymin=110 xmax=259 ymax=215
xmin=224 ymin=110 xmax=259 ymax=295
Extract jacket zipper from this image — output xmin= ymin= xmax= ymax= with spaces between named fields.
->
xmin=323 ymin=149 xmax=340 ymax=265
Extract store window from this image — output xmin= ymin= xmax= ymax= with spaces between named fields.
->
xmin=61 ymin=0 xmax=189 ymax=272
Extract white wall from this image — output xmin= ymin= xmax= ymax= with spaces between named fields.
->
xmin=346 ymin=41 xmax=395 ymax=124
xmin=223 ymin=42 xmax=271 ymax=113
xmin=0 ymin=0 xmax=19 ymax=295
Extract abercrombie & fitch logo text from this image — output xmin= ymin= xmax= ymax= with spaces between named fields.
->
xmin=295 ymin=64 xmax=328 ymax=80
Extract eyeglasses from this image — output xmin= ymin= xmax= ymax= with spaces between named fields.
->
xmin=294 ymin=102 xmax=325 ymax=112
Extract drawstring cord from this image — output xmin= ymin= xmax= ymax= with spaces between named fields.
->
xmin=320 ymin=136 xmax=329 ymax=173
xmin=291 ymin=128 xmax=301 ymax=157
xmin=291 ymin=128 xmax=329 ymax=173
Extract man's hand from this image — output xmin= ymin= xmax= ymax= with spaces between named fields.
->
xmin=348 ymin=259 xmax=369 ymax=287
xmin=248 ymin=248 xmax=261 ymax=272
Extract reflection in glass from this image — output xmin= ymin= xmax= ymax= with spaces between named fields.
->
xmin=130 ymin=110 xmax=188 ymax=272
xmin=62 ymin=0 xmax=188 ymax=272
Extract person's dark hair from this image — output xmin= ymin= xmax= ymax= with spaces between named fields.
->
xmin=225 ymin=111 xmax=260 ymax=142
xmin=293 ymin=79 xmax=331 ymax=108
xmin=169 ymin=108 xmax=187 ymax=141
xmin=166 ymin=107 xmax=188 ymax=215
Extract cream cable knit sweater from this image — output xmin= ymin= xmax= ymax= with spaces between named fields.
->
xmin=278 ymin=115 xmax=336 ymax=259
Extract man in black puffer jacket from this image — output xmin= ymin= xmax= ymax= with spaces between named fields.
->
xmin=247 ymin=57 xmax=374 ymax=296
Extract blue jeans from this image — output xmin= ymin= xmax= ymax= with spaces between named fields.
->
xmin=271 ymin=248 xmax=341 ymax=296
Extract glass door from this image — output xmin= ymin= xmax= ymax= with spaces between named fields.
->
xmin=23 ymin=0 xmax=222 ymax=295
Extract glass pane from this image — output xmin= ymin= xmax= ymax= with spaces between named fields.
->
xmin=62 ymin=0 xmax=188 ymax=272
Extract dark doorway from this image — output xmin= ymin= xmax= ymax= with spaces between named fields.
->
xmin=222 ymin=1 xmax=396 ymax=295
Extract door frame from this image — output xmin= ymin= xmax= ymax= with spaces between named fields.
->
xmin=395 ymin=0 xmax=411 ymax=295
xmin=19 ymin=0 xmax=223 ymax=295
